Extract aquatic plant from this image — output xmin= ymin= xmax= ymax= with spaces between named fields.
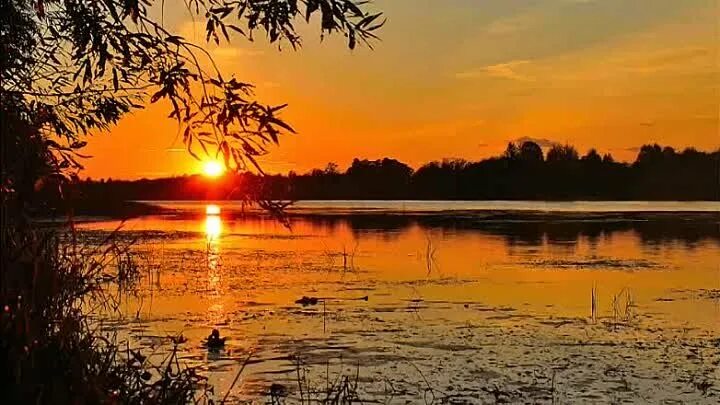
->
xmin=609 ymin=287 xmax=637 ymax=331
xmin=591 ymin=283 xmax=598 ymax=324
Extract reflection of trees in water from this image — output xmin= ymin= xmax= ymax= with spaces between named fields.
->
xmin=294 ymin=214 xmax=720 ymax=248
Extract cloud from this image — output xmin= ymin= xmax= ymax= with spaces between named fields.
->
xmin=619 ymin=47 xmax=710 ymax=74
xmin=484 ymin=14 xmax=535 ymax=36
xmin=511 ymin=136 xmax=559 ymax=148
xmin=551 ymin=46 xmax=714 ymax=82
xmin=457 ymin=60 xmax=535 ymax=82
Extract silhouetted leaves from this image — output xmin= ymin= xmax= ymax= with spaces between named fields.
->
xmin=2 ymin=0 xmax=383 ymax=197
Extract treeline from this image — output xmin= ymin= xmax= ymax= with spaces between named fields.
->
xmin=78 ymin=143 xmax=719 ymax=202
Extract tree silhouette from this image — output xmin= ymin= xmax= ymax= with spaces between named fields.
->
xmin=345 ymin=158 xmax=413 ymax=199
xmin=1 ymin=0 xmax=384 ymax=215
xmin=519 ymin=141 xmax=544 ymax=162
xmin=547 ymin=144 xmax=579 ymax=162
xmin=504 ymin=142 xmax=520 ymax=160
xmin=74 ymin=143 xmax=720 ymax=204
xmin=2 ymin=9 xmax=388 ymax=394
xmin=582 ymin=148 xmax=602 ymax=164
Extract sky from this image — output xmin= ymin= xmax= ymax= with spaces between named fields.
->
xmin=83 ymin=0 xmax=719 ymax=179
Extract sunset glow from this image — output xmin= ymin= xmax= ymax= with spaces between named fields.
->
xmin=81 ymin=1 xmax=719 ymax=179
xmin=202 ymin=161 xmax=225 ymax=178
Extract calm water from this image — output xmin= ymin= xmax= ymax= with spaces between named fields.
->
xmin=80 ymin=201 xmax=720 ymax=403
xmin=140 ymin=199 xmax=720 ymax=213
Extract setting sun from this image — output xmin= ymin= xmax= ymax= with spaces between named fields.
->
xmin=202 ymin=160 xmax=225 ymax=178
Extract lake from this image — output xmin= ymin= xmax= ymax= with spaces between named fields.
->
xmin=79 ymin=201 xmax=720 ymax=403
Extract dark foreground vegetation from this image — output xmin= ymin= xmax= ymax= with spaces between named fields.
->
xmin=79 ymin=143 xmax=719 ymax=202
xmin=2 ymin=0 xmax=383 ymax=402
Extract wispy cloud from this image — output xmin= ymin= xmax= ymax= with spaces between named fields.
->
xmin=547 ymin=46 xmax=714 ymax=82
xmin=457 ymin=60 xmax=535 ymax=82
xmin=484 ymin=14 xmax=535 ymax=36
xmin=511 ymin=136 xmax=559 ymax=148
xmin=618 ymin=47 xmax=710 ymax=74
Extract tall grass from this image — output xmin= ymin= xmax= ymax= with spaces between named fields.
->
xmin=0 ymin=221 xmax=210 ymax=403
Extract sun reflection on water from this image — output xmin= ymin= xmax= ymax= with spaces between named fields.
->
xmin=205 ymin=215 xmax=222 ymax=242
xmin=205 ymin=204 xmax=221 ymax=215
xmin=204 ymin=205 xmax=224 ymax=323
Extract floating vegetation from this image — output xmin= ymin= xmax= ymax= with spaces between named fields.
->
xmin=62 ymin=213 xmax=720 ymax=403
xmin=526 ymin=257 xmax=661 ymax=269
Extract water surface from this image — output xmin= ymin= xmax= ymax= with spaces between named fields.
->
xmin=140 ymin=199 xmax=720 ymax=213
xmin=81 ymin=201 xmax=720 ymax=402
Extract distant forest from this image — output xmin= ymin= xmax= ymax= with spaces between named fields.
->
xmin=78 ymin=143 xmax=719 ymax=202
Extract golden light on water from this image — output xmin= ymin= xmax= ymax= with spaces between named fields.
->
xmin=205 ymin=214 xmax=222 ymax=241
xmin=204 ymin=205 xmax=224 ymax=323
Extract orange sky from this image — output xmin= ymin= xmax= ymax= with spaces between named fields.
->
xmin=83 ymin=0 xmax=719 ymax=179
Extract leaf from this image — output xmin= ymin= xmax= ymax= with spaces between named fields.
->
xmin=245 ymin=153 xmax=265 ymax=175
xmin=131 ymin=5 xmax=139 ymax=23
xmin=367 ymin=19 xmax=386 ymax=32
xmin=269 ymin=103 xmax=288 ymax=113
xmin=269 ymin=117 xmax=295 ymax=134
xmin=206 ymin=19 xmax=215 ymax=42
xmin=220 ymin=23 xmax=230 ymax=42
xmin=150 ymin=88 xmax=166 ymax=103
xmin=227 ymin=24 xmax=246 ymax=36
xmin=104 ymin=0 xmax=119 ymax=21
xmin=345 ymin=1 xmax=363 ymax=17
xmin=112 ymin=69 xmax=119 ymax=91
xmin=166 ymin=35 xmax=183 ymax=45
xmin=306 ymin=0 xmax=319 ymax=21
xmin=348 ymin=31 xmax=356 ymax=50
xmin=220 ymin=141 xmax=231 ymax=169
xmin=358 ymin=13 xmax=382 ymax=29
xmin=35 ymin=0 xmax=45 ymax=18
xmin=198 ymin=139 xmax=210 ymax=156
xmin=45 ymin=139 xmax=65 ymax=150
xmin=187 ymin=135 xmax=199 ymax=160
xmin=83 ymin=60 xmax=92 ymax=84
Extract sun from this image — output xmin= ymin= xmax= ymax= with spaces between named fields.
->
xmin=202 ymin=160 xmax=225 ymax=178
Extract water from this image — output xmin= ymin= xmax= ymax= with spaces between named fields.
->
xmin=79 ymin=201 xmax=720 ymax=402
xmin=140 ymin=199 xmax=720 ymax=213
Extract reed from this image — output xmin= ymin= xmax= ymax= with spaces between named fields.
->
xmin=591 ymin=283 xmax=598 ymax=324
xmin=425 ymin=233 xmax=438 ymax=274
xmin=610 ymin=287 xmax=637 ymax=330
xmin=1 ymin=223 xmax=209 ymax=403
